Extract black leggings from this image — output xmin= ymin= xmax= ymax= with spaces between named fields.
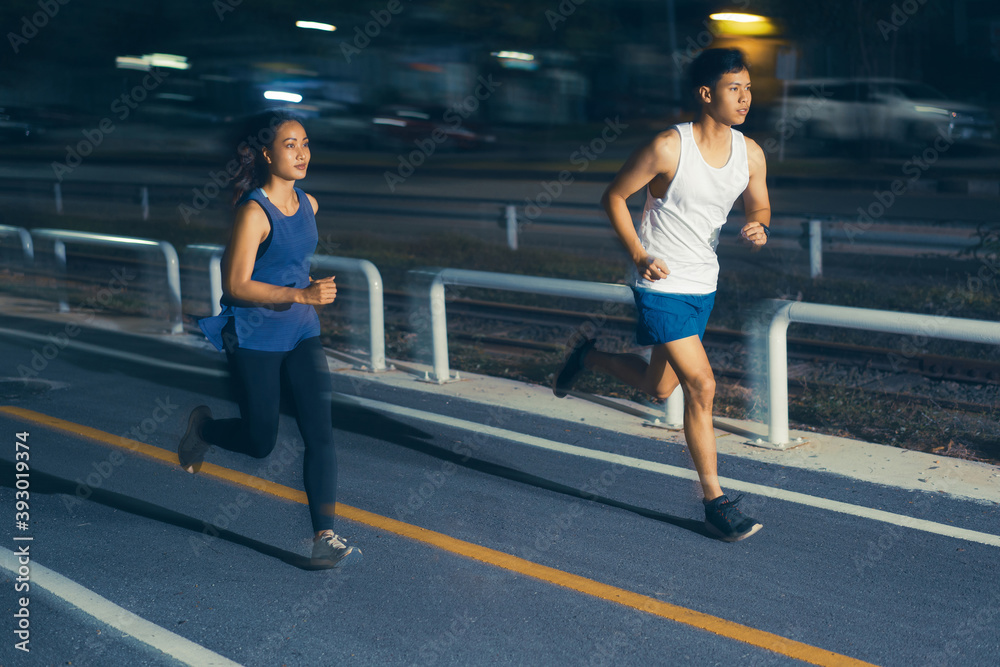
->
xmin=201 ymin=334 xmax=337 ymax=533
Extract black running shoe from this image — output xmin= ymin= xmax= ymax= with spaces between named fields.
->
xmin=552 ymin=338 xmax=596 ymax=398
xmin=704 ymin=494 xmax=763 ymax=542
xmin=178 ymin=405 xmax=212 ymax=474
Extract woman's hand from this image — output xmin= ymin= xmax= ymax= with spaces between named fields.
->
xmin=299 ymin=276 xmax=337 ymax=305
xmin=636 ymin=255 xmax=670 ymax=281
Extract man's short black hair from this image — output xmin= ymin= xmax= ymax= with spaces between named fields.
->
xmin=688 ymin=48 xmax=751 ymax=96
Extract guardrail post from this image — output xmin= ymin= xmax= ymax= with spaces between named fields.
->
xmin=0 ymin=225 xmax=34 ymax=264
xmin=189 ymin=247 xmax=388 ymax=372
xmin=663 ymin=385 xmax=684 ymax=428
xmin=185 ymin=244 xmax=225 ymax=316
xmin=505 ymin=204 xmax=518 ymax=251
xmin=53 ymin=239 xmax=69 ymax=312
xmin=429 ymin=274 xmax=455 ymax=383
xmin=208 ymin=251 xmax=224 ymax=316
xmin=158 ymin=241 xmax=183 ymax=334
xmin=357 ymin=260 xmax=387 ymax=372
xmin=54 ymin=183 xmax=63 ymax=215
xmin=33 ymin=229 xmax=183 ymax=333
xmin=310 ymin=255 xmax=387 ymax=373
xmin=141 ymin=186 xmax=150 ymax=221
xmin=422 ymin=268 xmax=637 ymax=385
xmin=765 ymin=302 xmax=793 ymax=448
xmin=809 ymin=219 xmax=823 ymax=279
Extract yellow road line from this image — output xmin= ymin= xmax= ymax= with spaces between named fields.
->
xmin=1 ymin=406 xmax=878 ymax=667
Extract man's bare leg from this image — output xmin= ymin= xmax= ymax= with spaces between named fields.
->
xmin=585 ymin=346 xmax=679 ymax=400
xmin=585 ymin=338 xmax=722 ymax=500
xmin=659 ymin=336 xmax=724 ymax=501
xmin=580 ymin=336 xmax=760 ymax=539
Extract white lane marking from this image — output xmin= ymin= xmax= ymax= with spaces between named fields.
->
xmin=4 ymin=328 xmax=996 ymax=548
xmin=0 ymin=327 xmax=228 ymax=377
xmin=0 ymin=547 xmax=243 ymax=666
xmin=344 ymin=395 xmax=1000 ymax=549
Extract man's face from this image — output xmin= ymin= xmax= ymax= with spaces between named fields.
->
xmin=705 ymin=68 xmax=751 ymax=125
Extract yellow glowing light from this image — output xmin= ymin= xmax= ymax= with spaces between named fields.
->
xmin=708 ymin=13 xmax=777 ymax=36
xmin=296 ymin=20 xmax=336 ymax=31
xmin=709 ymin=13 xmax=766 ymax=23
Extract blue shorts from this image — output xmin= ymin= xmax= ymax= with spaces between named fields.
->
xmin=632 ymin=288 xmax=716 ymax=346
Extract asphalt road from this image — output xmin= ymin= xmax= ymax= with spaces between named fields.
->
xmin=0 ymin=314 xmax=998 ymax=666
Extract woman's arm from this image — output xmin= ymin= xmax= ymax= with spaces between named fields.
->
xmin=223 ymin=201 xmax=335 ymax=306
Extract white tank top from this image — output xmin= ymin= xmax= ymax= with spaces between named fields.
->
xmin=633 ymin=122 xmax=749 ymax=295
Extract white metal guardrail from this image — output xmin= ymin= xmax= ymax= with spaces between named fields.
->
xmin=763 ymin=300 xmax=1000 ymax=449
xmin=187 ymin=245 xmax=387 ymax=372
xmin=185 ymin=245 xmax=226 ymax=317
xmin=418 ymin=267 xmax=686 ymax=425
xmin=311 ymin=254 xmax=387 ymax=372
xmin=0 ymin=225 xmax=33 ymax=264
xmin=800 ymin=218 xmax=981 ymax=279
xmin=32 ymin=229 xmax=183 ymax=334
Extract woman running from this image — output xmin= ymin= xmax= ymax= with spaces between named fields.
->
xmin=178 ymin=111 xmax=360 ymax=567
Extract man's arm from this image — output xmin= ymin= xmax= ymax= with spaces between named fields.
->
xmin=600 ymin=130 xmax=679 ymax=280
xmin=740 ymin=137 xmax=771 ymax=247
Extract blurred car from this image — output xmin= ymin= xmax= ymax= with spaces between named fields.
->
xmin=371 ymin=105 xmax=496 ymax=151
xmin=779 ymin=78 xmax=996 ymax=147
xmin=0 ymin=106 xmax=43 ymax=141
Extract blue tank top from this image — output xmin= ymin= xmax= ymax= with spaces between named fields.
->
xmin=199 ymin=187 xmax=321 ymax=352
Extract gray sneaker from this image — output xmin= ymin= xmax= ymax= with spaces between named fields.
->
xmin=311 ymin=531 xmax=363 ymax=568
xmin=178 ymin=406 xmax=212 ymax=473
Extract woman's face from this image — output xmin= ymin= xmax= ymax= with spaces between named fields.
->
xmin=263 ymin=120 xmax=310 ymax=181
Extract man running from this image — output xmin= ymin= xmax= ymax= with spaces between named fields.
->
xmin=553 ymin=48 xmax=770 ymax=542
